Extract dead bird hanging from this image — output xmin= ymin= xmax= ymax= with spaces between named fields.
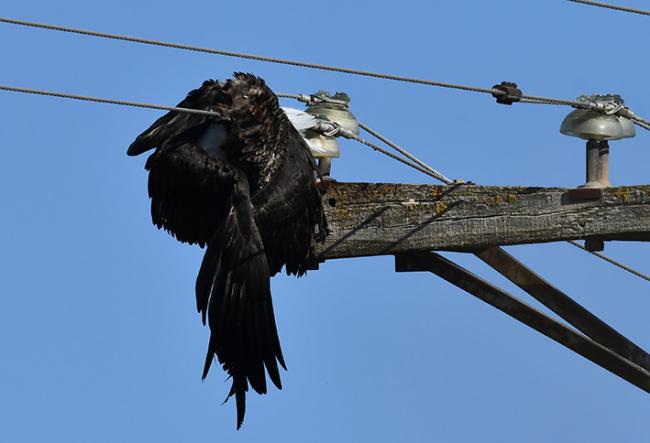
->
xmin=128 ymin=73 xmax=327 ymax=429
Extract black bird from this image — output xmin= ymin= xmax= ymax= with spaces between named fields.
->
xmin=128 ymin=73 xmax=327 ymax=428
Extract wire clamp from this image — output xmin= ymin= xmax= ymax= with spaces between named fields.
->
xmin=323 ymin=122 xmax=343 ymax=137
xmin=492 ymin=81 xmax=523 ymax=105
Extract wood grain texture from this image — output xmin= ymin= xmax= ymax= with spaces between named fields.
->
xmin=313 ymin=182 xmax=650 ymax=260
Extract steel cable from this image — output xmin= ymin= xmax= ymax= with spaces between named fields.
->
xmin=2 ymin=16 xmax=650 ymax=132
xmin=0 ymin=84 xmax=221 ymax=116
xmin=567 ymin=0 xmax=650 ymax=16
xmin=0 ymin=17 xmax=496 ymax=95
xmin=567 ymin=241 xmax=650 ymax=283
xmin=358 ymin=122 xmax=453 ymax=184
xmin=346 ymin=132 xmax=455 ymax=183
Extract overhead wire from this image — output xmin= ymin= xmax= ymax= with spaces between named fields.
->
xmin=0 ymin=17 xmax=496 ymax=95
xmin=276 ymin=93 xmax=456 ymax=183
xmin=567 ymin=241 xmax=650 ymax=283
xmin=0 ymin=82 xmax=448 ymax=184
xmin=2 ymin=16 xmax=649 ymax=133
xmin=0 ymin=84 xmax=221 ymax=116
xmin=357 ymin=122 xmax=453 ymax=184
xmin=345 ymin=133 xmax=453 ymax=183
xmin=566 ymin=0 xmax=650 ymax=16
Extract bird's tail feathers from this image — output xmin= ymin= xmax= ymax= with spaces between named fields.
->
xmin=195 ymin=181 xmax=285 ymax=429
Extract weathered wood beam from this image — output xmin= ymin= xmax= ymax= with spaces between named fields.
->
xmin=314 ymin=182 xmax=650 ymax=260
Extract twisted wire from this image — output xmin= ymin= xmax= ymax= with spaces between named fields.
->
xmin=349 ymin=135 xmax=452 ymax=182
xmin=0 ymin=17 xmax=496 ymax=95
xmin=0 ymin=84 xmax=220 ymax=116
xmin=358 ymin=122 xmax=453 ymax=184
xmin=2 ymin=16 xmax=649 ymax=132
xmin=568 ymin=241 xmax=650 ymax=283
xmin=567 ymin=0 xmax=650 ymax=16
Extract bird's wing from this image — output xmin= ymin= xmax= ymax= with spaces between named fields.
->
xmin=196 ymin=167 xmax=285 ymax=429
xmin=252 ymin=126 xmax=327 ymax=276
xmin=144 ymin=143 xmax=229 ymax=246
xmin=130 ymin=74 xmax=289 ymax=194
xmin=127 ymin=80 xmax=228 ymax=156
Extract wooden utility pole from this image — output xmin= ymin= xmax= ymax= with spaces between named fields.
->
xmin=314 ymin=182 xmax=650 ymax=260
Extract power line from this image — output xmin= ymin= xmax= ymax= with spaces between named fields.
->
xmin=345 ymin=132 xmax=454 ymax=183
xmin=0 ymin=17 xmax=496 ymax=95
xmin=0 ymin=84 xmax=220 ymax=116
xmin=567 ymin=241 xmax=650 ymax=283
xmin=3 ymin=16 xmax=649 ymax=132
xmin=0 ymin=17 xmax=650 ymax=130
xmin=567 ymin=0 xmax=650 ymax=16
xmin=278 ymin=94 xmax=456 ymax=183
xmin=0 ymin=18 xmax=592 ymax=102
xmin=2 ymin=82 xmax=648 ymax=183
xmin=358 ymin=122 xmax=453 ymax=184
xmin=0 ymin=82 xmax=445 ymax=183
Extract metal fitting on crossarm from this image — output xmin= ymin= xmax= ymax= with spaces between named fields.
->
xmin=304 ymin=91 xmax=359 ymax=178
xmin=560 ymin=94 xmax=636 ymax=252
xmin=560 ymin=94 xmax=635 ymax=190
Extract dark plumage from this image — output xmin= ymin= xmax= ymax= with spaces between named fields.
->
xmin=128 ymin=73 xmax=327 ymax=428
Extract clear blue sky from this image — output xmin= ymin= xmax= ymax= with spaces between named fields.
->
xmin=1 ymin=1 xmax=648 ymax=442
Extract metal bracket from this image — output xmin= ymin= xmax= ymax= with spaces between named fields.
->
xmin=565 ymin=187 xmax=603 ymax=201
xmin=395 ymin=248 xmax=650 ymax=393
xmin=492 ymin=81 xmax=523 ymax=105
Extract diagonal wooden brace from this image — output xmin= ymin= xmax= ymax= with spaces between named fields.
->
xmin=395 ymin=251 xmax=650 ymax=393
xmin=474 ymin=246 xmax=650 ymax=372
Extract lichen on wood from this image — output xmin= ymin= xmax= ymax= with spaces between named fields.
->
xmin=313 ymin=182 xmax=650 ymax=260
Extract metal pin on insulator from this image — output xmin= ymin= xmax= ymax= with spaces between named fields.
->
xmin=304 ymin=91 xmax=359 ymax=178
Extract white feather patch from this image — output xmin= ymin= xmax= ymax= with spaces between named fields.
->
xmin=281 ymin=107 xmax=317 ymax=131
